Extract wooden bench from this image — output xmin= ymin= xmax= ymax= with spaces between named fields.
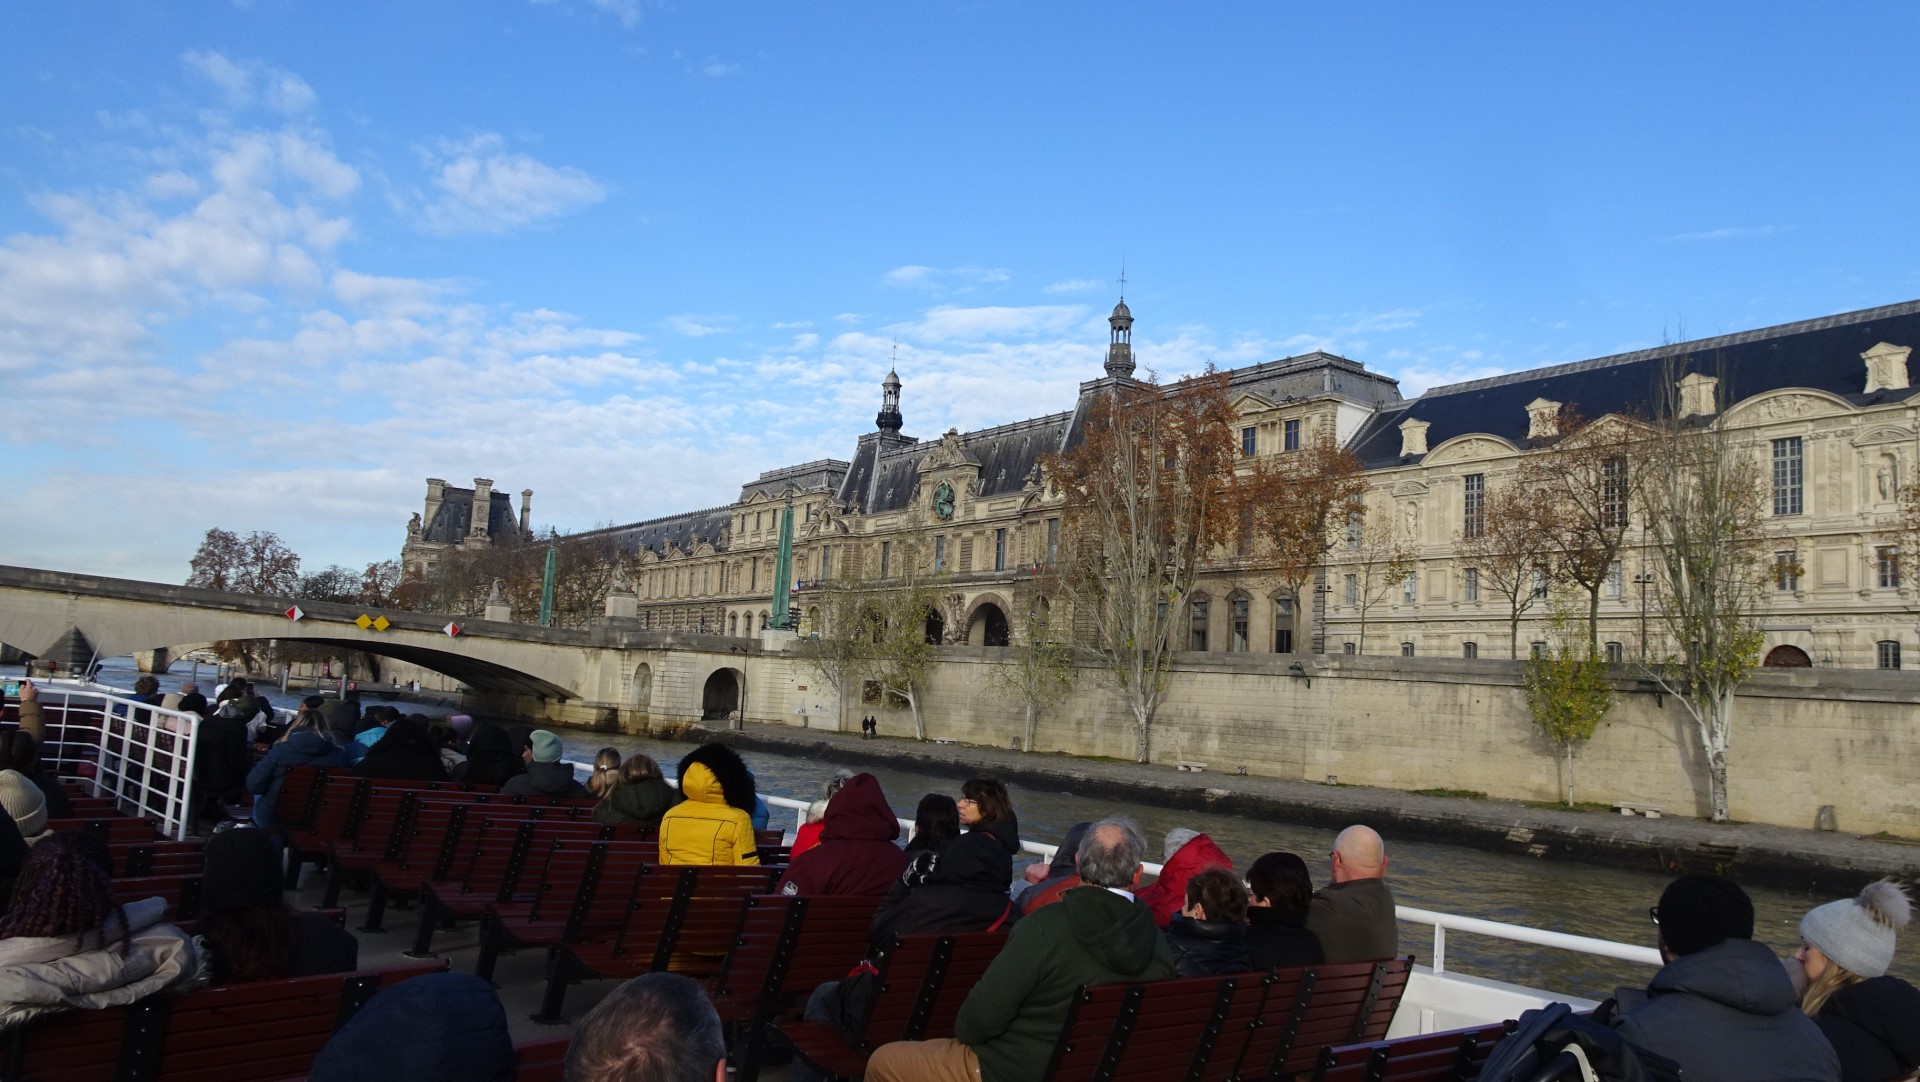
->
xmin=1308 ymin=1020 xmax=1515 ymax=1082
xmin=110 ymin=874 xmax=205 ymax=921
xmin=115 ymin=840 xmax=206 ymax=879
xmin=1 ymin=961 xmax=446 ymax=1081
xmin=542 ymin=865 xmax=783 ymax=1021
xmin=509 ymin=1036 xmax=574 ymax=1082
xmin=407 ymin=812 xmax=613 ymax=957
xmin=475 ymin=839 xmax=659 ymax=981
xmin=775 ymin=930 xmax=1011 ymax=1082
xmin=43 ymin=817 xmax=162 ymax=845
xmin=705 ymin=894 xmax=883 ymax=1081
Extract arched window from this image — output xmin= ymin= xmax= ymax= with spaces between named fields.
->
xmin=1605 ymin=641 xmax=1625 ymax=664
xmin=1188 ymin=594 xmax=1210 ymax=651
xmin=1229 ymin=594 xmax=1250 ymax=652
xmin=1877 ymin=640 xmax=1902 ymax=670
xmin=1400 ymin=641 xmax=1415 ymax=657
xmin=1530 ymin=641 xmax=1547 ymax=659
xmin=1342 ymin=642 xmax=1357 ymax=655
xmin=1461 ymin=642 xmax=1478 ymax=659
xmin=728 ymin=612 xmax=738 ymax=636
xmin=1272 ymin=595 xmax=1295 ymax=653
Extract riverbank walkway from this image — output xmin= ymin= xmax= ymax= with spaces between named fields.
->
xmin=689 ymin=721 xmax=1920 ymax=891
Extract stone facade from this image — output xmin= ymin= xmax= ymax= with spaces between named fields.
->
xmin=401 ymin=477 xmax=534 ymax=578
xmin=409 ymin=296 xmax=1920 ymax=670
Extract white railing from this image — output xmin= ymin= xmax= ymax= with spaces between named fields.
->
xmin=26 ymin=681 xmax=205 ymax=841
xmin=1396 ymin=905 xmax=1662 ymax=975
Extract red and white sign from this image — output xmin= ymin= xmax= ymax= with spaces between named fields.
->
xmin=443 ymin=622 xmax=462 ymax=638
xmin=285 ymin=605 xmax=304 ymax=622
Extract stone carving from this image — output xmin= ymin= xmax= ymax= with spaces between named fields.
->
xmin=407 ymin=512 xmax=422 ymax=538
xmin=1402 ymin=503 xmax=1419 ymax=539
xmin=919 ymin=428 xmax=979 ymax=471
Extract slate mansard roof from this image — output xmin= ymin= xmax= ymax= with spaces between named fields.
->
xmin=838 ymin=412 xmax=1075 ymax=515
xmin=579 ymin=506 xmax=736 ymax=559
xmin=1345 ymin=299 xmax=1920 ymax=469
xmin=421 ymin=488 xmax=519 ymax=545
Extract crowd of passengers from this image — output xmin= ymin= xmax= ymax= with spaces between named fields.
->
xmin=0 ymin=696 xmax=1915 ymax=1082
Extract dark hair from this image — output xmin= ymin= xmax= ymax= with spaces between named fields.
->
xmin=960 ymin=777 xmax=1011 ymax=825
xmin=907 ymin=794 xmax=960 ymax=854
xmin=202 ymin=906 xmax=293 ymax=983
xmin=0 ymin=730 xmax=36 ymax=773
xmin=621 ymin=754 xmax=662 ymax=782
xmin=1657 ymin=873 xmax=1755 ymax=956
xmin=566 ymin=972 xmax=725 ymax=1082
xmin=462 ymin=724 xmax=524 ymax=786
xmin=133 ymin=675 xmax=159 ymax=696
xmin=677 ymin=744 xmax=756 ymax=813
xmin=1246 ymin=852 xmax=1315 ymax=917
xmin=302 ymin=695 xmax=326 ymax=711
xmin=1186 ymin=867 xmax=1250 ymax=924
xmin=0 ymin=833 xmax=129 ymax=954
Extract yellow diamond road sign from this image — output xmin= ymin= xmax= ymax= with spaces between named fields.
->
xmin=355 ymin=614 xmax=372 ymax=629
xmin=372 ymin=615 xmax=391 ymax=632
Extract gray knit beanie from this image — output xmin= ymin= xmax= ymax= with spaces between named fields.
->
xmin=0 ymin=769 xmax=48 ymax=838
xmin=1800 ymin=879 xmax=1912 ymax=978
xmin=1163 ymin=827 xmax=1201 ymax=862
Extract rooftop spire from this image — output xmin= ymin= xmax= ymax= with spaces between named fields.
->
xmin=876 ymin=345 xmax=904 ymax=432
xmin=1104 ymin=271 xmax=1135 ymax=378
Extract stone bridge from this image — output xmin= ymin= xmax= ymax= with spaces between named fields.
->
xmin=0 ymin=564 xmax=826 ymax=732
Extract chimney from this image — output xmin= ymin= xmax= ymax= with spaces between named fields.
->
xmin=424 ymin=478 xmax=446 ymax=533
xmin=1526 ymin=398 xmax=1562 ymax=440
xmin=1862 ymin=342 xmax=1912 ymax=395
xmin=1677 ymin=373 xmax=1719 ymax=419
xmin=1398 ymin=417 xmax=1430 ymax=458
xmin=519 ymin=489 xmax=534 ymax=535
xmin=470 ymin=478 xmax=493 ymax=540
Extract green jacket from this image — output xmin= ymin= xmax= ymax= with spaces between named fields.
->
xmin=954 ymin=885 xmax=1175 ymax=1082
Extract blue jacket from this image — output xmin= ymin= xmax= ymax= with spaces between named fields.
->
xmin=308 ymin=973 xmax=513 ymax=1082
xmin=347 ymin=723 xmax=388 ymax=764
xmin=246 ymin=730 xmax=348 ymax=832
xmin=1613 ymin=938 xmax=1840 ymax=1082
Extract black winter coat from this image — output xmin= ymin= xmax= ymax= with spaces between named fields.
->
xmin=1813 ymin=975 xmax=1920 ymax=1082
xmin=1165 ymin=914 xmax=1253 ymax=977
xmin=194 ymin=713 xmax=254 ymax=808
xmin=869 ymin=828 xmax=1019 ymax=955
xmin=592 ymin=776 xmax=678 ymax=826
xmin=1247 ymin=906 xmax=1324 ymax=970
xmin=307 ymin=972 xmax=513 ymax=1082
xmin=500 ymin=760 xmax=587 ymax=799
xmin=1612 ymin=938 xmax=1839 ymax=1082
xmin=325 ymin=700 xmax=361 ymax=747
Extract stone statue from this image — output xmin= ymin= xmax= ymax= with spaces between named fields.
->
xmin=407 ymin=511 xmax=421 ymax=538
xmin=1877 ymin=464 xmax=1891 ymax=501
xmin=1403 ymin=503 xmax=1419 ymax=538
xmin=487 ymin=578 xmax=507 ymax=605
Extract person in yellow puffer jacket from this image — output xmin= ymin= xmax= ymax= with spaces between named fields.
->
xmin=659 ymin=746 xmax=760 ymax=865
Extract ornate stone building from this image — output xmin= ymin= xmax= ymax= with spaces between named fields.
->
xmin=410 ymin=296 xmax=1920 ymax=669
xmin=401 ymin=478 xmax=534 ymax=579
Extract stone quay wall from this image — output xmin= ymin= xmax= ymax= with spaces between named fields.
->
xmin=778 ymin=652 xmax=1918 ymax=838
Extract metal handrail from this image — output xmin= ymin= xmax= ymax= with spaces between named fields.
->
xmin=1395 ymin=905 xmax=1662 ymax=974
xmin=26 ymin=681 xmax=206 ymax=841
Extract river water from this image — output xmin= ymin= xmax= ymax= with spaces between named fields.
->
xmin=18 ymin=656 xmax=1917 ymax=1001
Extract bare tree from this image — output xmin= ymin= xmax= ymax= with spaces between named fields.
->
xmin=989 ymin=606 xmax=1076 ymax=753
xmin=1242 ymin=433 xmax=1368 ymax=650
xmin=1048 ymin=369 xmax=1240 ymax=763
xmin=797 ymin=527 xmax=942 ymax=739
xmin=1345 ymin=518 xmax=1417 ymax=656
xmin=1637 ymin=359 xmax=1774 ymax=822
xmin=1456 ymin=482 xmax=1557 ymax=657
xmin=1521 ymin=408 xmax=1644 ymax=652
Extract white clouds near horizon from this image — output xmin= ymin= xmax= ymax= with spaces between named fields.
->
xmin=414 ymin=134 xmax=606 ymax=235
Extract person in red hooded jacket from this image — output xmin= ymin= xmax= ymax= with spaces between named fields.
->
xmin=776 ymin=773 xmax=909 ymax=897
xmin=1135 ymin=827 xmax=1235 ymax=930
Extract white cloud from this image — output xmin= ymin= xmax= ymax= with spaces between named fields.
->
xmin=881 ymin=263 xmax=1011 ymax=294
xmin=664 ymin=314 xmax=728 ymax=337
xmin=529 ymin=0 xmax=641 ymax=28
xmin=1043 ymin=278 xmax=1104 ymax=294
xmin=886 ymin=304 xmax=1085 ymax=344
xmin=416 ymin=133 xmax=605 ymax=235
xmin=1662 ymin=225 xmax=1778 ymax=243
xmin=182 ymin=50 xmax=316 ymax=114
xmin=1339 ymin=307 xmax=1423 ymax=335
xmin=701 ymin=60 xmax=740 ymax=78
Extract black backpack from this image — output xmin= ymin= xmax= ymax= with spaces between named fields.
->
xmin=1478 ymin=1002 xmax=1683 ymax=1082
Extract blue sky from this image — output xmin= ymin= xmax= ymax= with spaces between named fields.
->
xmin=4 ymin=1 xmax=1919 ymax=582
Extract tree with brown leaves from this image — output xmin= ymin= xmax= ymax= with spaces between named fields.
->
xmin=1047 ymin=368 xmax=1241 ymax=763
xmin=1520 ymin=407 xmax=1645 ymax=653
xmin=1241 ymin=433 xmax=1368 ymax=652
xmin=1454 ymin=481 xmax=1556 ymax=657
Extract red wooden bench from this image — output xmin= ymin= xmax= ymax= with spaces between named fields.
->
xmin=113 ymin=840 xmax=206 ymax=878
xmin=43 ymin=816 xmax=161 ymax=845
xmin=540 ymin=865 xmax=783 ymax=1021
xmin=110 ymin=874 xmax=205 ymax=921
xmin=475 ymin=838 xmax=659 ymax=981
xmin=510 ymin=1036 xmax=574 ymax=1082
xmin=1222 ymin=958 xmax=1414 ymax=1082
xmin=774 ymin=930 xmax=1011 ymax=1082
xmin=1308 ymin=1021 xmax=1515 ymax=1082
xmin=406 ymin=812 xmax=614 ymax=957
xmin=1 ymin=961 xmax=447 ymax=1081
xmin=704 ymin=894 xmax=883 ymax=1082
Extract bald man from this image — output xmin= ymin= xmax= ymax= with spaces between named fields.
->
xmin=1304 ymin=825 xmax=1399 ymax=963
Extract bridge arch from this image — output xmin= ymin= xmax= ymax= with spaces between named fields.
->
xmin=701 ymin=666 xmax=745 ymax=722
